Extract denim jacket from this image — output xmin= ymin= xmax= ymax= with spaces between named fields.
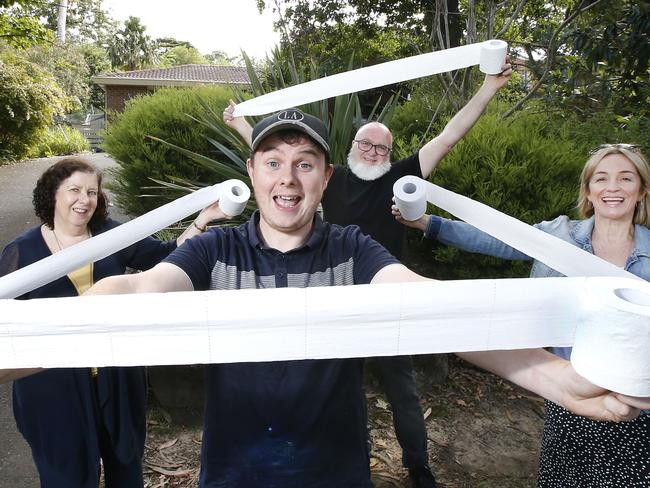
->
xmin=425 ymin=214 xmax=650 ymax=366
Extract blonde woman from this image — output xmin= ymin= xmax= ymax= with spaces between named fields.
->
xmin=394 ymin=144 xmax=650 ymax=487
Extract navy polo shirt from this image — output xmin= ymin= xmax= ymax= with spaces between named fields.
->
xmin=165 ymin=212 xmax=398 ymax=488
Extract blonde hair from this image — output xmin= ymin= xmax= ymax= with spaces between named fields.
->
xmin=577 ymin=145 xmax=650 ymax=227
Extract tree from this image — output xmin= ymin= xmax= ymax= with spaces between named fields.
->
xmin=160 ymin=45 xmax=209 ymax=66
xmin=0 ymin=50 xmax=67 ymax=160
xmin=21 ymin=42 xmax=91 ymax=112
xmin=80 ymin=43 xmax=111 ymax=108
xmin=563 ymin=1 xmax=650 ymax=115
xmin=0 ymin=0 xmax=52 ymax=48
xmin=21 ymin=0 xmax=118 ymax=44
xmin=261 ymin=0 xmax=648 ymax=119
xmin=205 ymin=50 xmax=237 ymax=65
xmin=107 ymin=16 xmax=157 ymax=71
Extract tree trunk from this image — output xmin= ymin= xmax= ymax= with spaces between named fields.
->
xmin=56 ymin=0 xmax=68 ymax=43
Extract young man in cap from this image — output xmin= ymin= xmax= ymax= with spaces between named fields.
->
xmin=83 ymin=109 xmax=647 ymax=488
xmin=224 ymin=63 xmax=512 ymax=487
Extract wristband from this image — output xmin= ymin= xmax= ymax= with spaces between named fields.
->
xmin=193 ymin=221 xmax=208 ymax=233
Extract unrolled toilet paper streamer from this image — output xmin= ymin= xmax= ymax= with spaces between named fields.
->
xmin=390 ymin=175 xmax=650 ymax=395
xmin=233 ymin=40 xmax=508 ymax=116
xmin=0 ymin=179 xmax=250 ymax=299
xmin=393 ymin=175 xmax=639 ymax=281
xmin=1 ymin=276 xmax=649 ymax=396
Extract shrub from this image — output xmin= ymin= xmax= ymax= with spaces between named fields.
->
xmin=0 ymin=52 xmax=67 ymax=162
xmin=397 ymin=112 xmax=586 ymax=280
xmin=28 ymin=125 xmax=90 ymax=158
xmin=101 ymin=85 xmax=234 ymax=215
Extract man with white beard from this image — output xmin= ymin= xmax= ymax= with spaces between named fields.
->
xmin=223 ymin=61 xmax=511 ymax=487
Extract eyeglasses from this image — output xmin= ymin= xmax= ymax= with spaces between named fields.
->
xmin=354 ymin=139 xmax=392 ymax=156
xmin=591 ymin=143 xmax=640 ymax=154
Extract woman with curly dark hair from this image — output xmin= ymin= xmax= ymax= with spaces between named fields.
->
xmin=0 ymin=157 xmax=227 ymax=488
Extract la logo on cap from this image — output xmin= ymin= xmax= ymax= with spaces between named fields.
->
xmin=277 ymin=110 xmax=304 ymax=121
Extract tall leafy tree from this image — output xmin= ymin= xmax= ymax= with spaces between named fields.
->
xmin=22 ymin=41 xmax=91 ymax=112
xmin=0 ymin=49 xmax=67 ymax=160
xmin=21 ymin=0 xmax=118 ymax=44
xmin=261 ymin=0 xmax=648 ymax=118
xmin=160 ymin=45 xmax=209 ymax=66
xmin=205 ymin=49 xmax=237 ymax=65
xmin=107 ymin=16 xmax=156 ymax=70
xmin=0 ymin=0 xmax=52 ymax=48
xmin=80 ymin=42 xmax=111 ymax=108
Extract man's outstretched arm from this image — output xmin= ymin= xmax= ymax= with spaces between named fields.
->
xmin=84 ymin=262 xmax=193 ymax=297
xmin=371 ymin=264 xmax=650 ymax=422
xmin=458 ymin=349 xmax=650 ymax=422
xmin=419 ymin=61 xmax=512 ymax=179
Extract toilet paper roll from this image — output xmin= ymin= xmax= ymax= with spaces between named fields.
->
xmin=218 ymin=179 xmax=251 ymax=217
xmin=572 ymin=278 xmax=650 ymax=397
xmin=479 ymin=40 xmax=508 ymax=74
xmin=393 ymin=175 xmax=428 ymax=221
xmin=392 ymin=176 xmax=648 ymax=395
xmin=233 ymin=40 xmax=508 ymax=116
xmin=0 ymin=179 xmax=250 ymax=299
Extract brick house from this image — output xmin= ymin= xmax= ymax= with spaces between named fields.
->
xmin=92 ymin=64 xmax=251 ymax=114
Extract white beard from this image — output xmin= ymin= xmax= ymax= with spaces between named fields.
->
xmin=347 ymin=153 xmax=391 ymax=181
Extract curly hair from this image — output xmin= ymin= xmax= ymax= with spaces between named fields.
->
xmin=33 ymin=157 xmax=109 ymax=231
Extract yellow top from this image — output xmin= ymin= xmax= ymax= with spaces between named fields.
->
xmin=67 ymin=262 xmax=94 ymax=295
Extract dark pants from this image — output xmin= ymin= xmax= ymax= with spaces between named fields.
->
xmin=17 ymin=368 xmax=146 ymax=488
xmin=367 ymin=355 xmax=428 ymax=468
xmin=32 ymin=426 xmax=143 ymax=488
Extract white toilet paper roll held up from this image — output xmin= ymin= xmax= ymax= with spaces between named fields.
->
xmin=572 ymin=278 xmax=650 ymax=397
xmin=0 ymin=179 xmax=250 ymax=299
xmin=392 ymin=176 xmax=649 ymax=395
xmin=217 ymin=179 xmax=251 ymax=217
xmin=479 ymin=40 xmax=508 ymax=74
xmin=233 ymin=40 xmax=508 ymax=117
xmin=393 ymin=175 xmax=428 ymax=221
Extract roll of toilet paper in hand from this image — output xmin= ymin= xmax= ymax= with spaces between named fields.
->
xmin=0 ymin=179 xmax=251 ymax=299
xmin=572 ymin=278 xmax=650 ymax=397
xmin=233 ymin=40 xmax=508 ymax=116
xmin=217 ymin=179 xmax=251 ymax=217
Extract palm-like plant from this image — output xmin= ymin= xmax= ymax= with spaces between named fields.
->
xmin=154 ymin=45 xmax=399 ymax=218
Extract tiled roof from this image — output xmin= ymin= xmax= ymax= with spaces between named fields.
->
xmin=93 ymin=64 xmax=251 ymax=86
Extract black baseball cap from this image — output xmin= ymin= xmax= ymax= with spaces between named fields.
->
xmin=251 ymin=108 xmax=330 ymax=155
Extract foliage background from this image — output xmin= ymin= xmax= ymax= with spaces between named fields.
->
xmin=101 ymin=86 xmax=234 ymax=216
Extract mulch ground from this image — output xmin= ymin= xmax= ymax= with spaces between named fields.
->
xmin=141 ymin=356 xmax=544 ymax=488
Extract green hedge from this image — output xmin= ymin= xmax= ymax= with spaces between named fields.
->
xmin=398 ymin=113 xmax=586 ymax=280
xmin=102 ymin=86 xmax=234 ymax=216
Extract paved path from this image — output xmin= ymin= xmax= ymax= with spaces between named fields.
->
xmin=0 ymin=153 xmax=124 ymax=487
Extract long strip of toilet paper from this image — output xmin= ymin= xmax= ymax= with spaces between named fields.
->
xmin=393 ymin=176 xmax=639 ymax=281
xmin=0 ymin=179 xmax=250 ymax=299
xmin=233 ymin=40 xmax=508 ymax=116
xmin=1 ymin=276 xmax=649 ymax=396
